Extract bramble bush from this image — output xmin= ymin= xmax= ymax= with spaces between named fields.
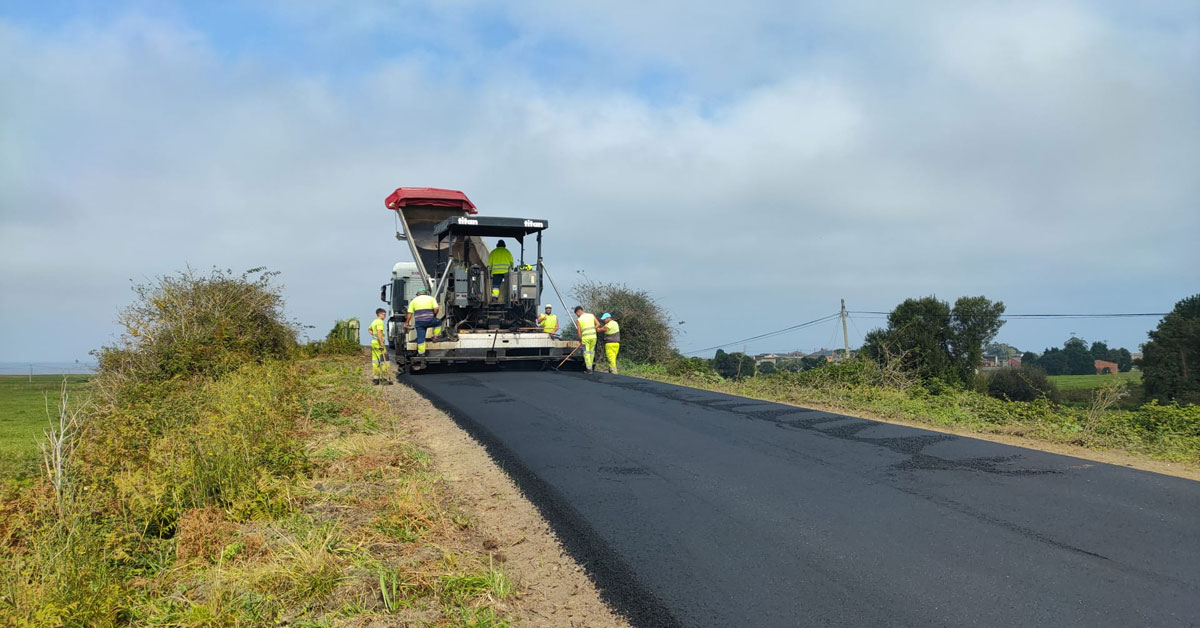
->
xmin=984 ymin=366 xmax=1058 ymax=402
xmin=94 ymin=267 xmax=296 ymax=385
xmin=627 ymin=357 xmax=1200 ymax=464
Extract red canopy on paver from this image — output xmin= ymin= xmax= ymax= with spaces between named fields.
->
xmin=384 ymin=187 xmax=477 ymax=214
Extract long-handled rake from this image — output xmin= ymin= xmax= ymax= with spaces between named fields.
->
xmin=554 ymin=343 xmax=582 ymax=370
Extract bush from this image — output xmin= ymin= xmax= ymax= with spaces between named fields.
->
xmin=305 ymin=319 xmax=362 ymax=356
xmin=667 ymin=357 xmax=717 ymax=378
xmin=1130 ymin=401 xmax=1200 ymax=437
xmin=1142 ymin=294 xmax=1200 ymax=404
xmin=570 ymin=282 xmax=677 ymax=364
xmin=95 ymin=267 xmax=297 ymax=383
xmin=985 ymin=367 xmax=1057 ymax=402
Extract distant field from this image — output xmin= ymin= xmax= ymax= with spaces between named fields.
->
xmin=0 ymin=374 xmax=91 ymax=480
xmin=1049 ymin=371 xmax=1142 ymax=390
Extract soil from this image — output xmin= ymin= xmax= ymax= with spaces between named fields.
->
xmin=376 ymin=378 xmax=632 ymax=628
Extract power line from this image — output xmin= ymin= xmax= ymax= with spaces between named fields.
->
xmin=682 ymin=313 xmax=841 ymax=356
xmin=848 ymin=311 xmax=1167 ymax=320
xmin=683 ymin=309 xmax=1167 ymax=358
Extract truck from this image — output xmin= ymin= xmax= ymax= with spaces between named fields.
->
xmin=380 ymin=187 xmax=583 ymax=374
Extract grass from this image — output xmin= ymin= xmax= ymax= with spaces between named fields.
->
xmin=0 ymin=357 xmax=516 ymax=626
xmin=626 ymin=360 xmax=1200 ymax=467
xmin=0 ymin=374 xmax=90 ymax=481
xmin=1049 ymin=371 xmax=1142 ymax=390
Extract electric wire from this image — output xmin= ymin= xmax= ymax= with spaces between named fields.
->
xmin=684 ymin=309 xmax=1165 ymax=358
xmin=848 ymin=311 xmax=1167 ymax=320
xmin=682 ymin=313 xmax=841 ymax=356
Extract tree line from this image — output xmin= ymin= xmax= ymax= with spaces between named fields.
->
xmin=569 ymin=280 xmax=1200 ymax=405
xmin=1020 ymin=339 xmax=1132 ymax=376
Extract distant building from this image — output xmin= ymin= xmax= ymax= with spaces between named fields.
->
xmin=1006 ymin=357 xmax=1022 ymax=368
xmin=1094 ymin=360 xmax=1119 ymax=375
xmin=980 ymin=355 xmax=1000 ymax=369
xmin=754 ymin=353 xmax=780 ymax=365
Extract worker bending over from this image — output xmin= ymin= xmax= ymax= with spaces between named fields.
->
xmin=405 ymin=289 xmax=440 ymax=355
xmin=369 ymin=308 xmax=390 ymax=385
xmin=598 ymin=313 xmax=621 ymax=374
xmin=537 ymin=304 xmax=559 ymax=337
xmin=488 ymin=240 xmax=514 ymax=299
xmin=574 ymin=306 xmax=598 ymax=373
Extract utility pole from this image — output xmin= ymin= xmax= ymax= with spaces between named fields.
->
xmin=840 ymin=299 xmax=850 ymax=361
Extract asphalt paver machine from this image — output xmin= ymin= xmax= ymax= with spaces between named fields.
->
xmin=381 ymin=187 xmax=582 ymax=373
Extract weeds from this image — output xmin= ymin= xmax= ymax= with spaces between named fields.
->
xmin=1 ymin=264 xmax=514 ymax=626
xmin=627 ymin=359 xmax=1200 ymax=464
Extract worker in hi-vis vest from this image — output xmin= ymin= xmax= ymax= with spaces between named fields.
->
xmin=574 ymin=306 xmax=598 ymax=373
xmin=597 ymin=313 xmax=621 ymax=374
xmin=405 ymin=289 xmax=440 ymax=355
xmin=537 ymin=304 xmax=559 ymax=337
xmin=369 ymin=308 xmax=390 ymax=385
xmin=488 ymin=240 xmax=514 ymax=299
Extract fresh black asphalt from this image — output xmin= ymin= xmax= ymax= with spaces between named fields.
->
xmin=405 ymin=370 xmax=1200 ymax=628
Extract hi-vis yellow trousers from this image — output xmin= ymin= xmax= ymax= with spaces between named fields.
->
xmin=581 ymin=336 xmax=596 ymax=370
xmin=371 ymin=340 xmax=389 ymax=379
xmin=605 ymin=342 xmax=620 ymax=374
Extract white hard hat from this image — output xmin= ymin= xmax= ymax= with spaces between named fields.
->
xmin=544 ymin=304 xmax=553 ymax=308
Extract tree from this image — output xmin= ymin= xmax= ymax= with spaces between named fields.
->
xmin=758 ymin=361 xmax=777 ymax=375
xmin=1090 ymin=341 xmax=1110 ymax=361
xmin=861 ymin=295 xmax=1005 ymax=385
xmin=1142 ymin=294 xmax=1200 ymax=403
xmin=1020 ymin=351 xmax=1038 ymax=366
xmin=1108 ymin=348 xmax=1133 ymax=373
xmin=1036 ymin=347 xmax=1067 ymax=375
xmin=711 ymin=350 xmax=756 ymax=380
xmin=1063 ymin=337 xmax=1095 ymax=375
xmin=801 ymin=355 xmax=827 ymax=370
xmin=986 ymin=342 xmax=1020 ymax=359
xmin=570 ymin=281 xmax=677 ymax=364
xmin=949 ymin=296 xmax=1007 ymax=383
xmin=861 ymin=297 xmax=956 ymax=382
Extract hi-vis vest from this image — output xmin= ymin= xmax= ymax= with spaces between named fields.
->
xmin=408 ymin=294 xmax=438 ymax=322
xmin=602 ymin=319 xmax=620 ymax=343
xmin=540 ymin=314 xmax=558 ymax=333
xmin=488 ymin=247 xmax=514 ymax=275
xmin=577 ymin=313 xmax=597 ymax=338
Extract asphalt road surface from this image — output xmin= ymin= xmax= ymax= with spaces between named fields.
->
xmin=406 ymin=370 xmax=1200 ymax=628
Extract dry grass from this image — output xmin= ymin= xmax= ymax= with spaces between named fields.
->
xmin=0 ymin=357 xmax=517 ymax=627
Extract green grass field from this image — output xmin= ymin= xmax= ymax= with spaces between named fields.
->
xmin=1049 ymin=371 xmax=1142 ymax=390
xmin=0 ymin=374 xmax=91 ymax=480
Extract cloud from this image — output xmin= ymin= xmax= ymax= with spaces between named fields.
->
xmin=1 ymin=2 xmax=1196 ymax=361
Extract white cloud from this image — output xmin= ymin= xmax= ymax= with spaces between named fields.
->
xmin=1 ymin=2 xmax=1196 ymax=362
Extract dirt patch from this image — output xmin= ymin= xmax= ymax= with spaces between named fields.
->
xmin=377 ymin=378 xmax=633 ymax=628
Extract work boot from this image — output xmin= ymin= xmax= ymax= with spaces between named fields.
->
xmin=373 ymin=378 xmax=380 ymax=386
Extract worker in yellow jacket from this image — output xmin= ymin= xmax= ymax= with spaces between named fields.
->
xmin=573 ymin=306 xmax=598 ymax=373
xmin=597 ymin=313 xmax=621 ymax=374
xmin=488 ymin=240 xmax=514 ymax=299
xmin=537 ymin=304 xmax=559 ymax=337
xmin=369 ymin=308 xmax=390 ymax=385
xmin=405 ymin=289 xmax=440 ymax=355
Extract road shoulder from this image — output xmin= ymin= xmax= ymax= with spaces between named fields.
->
xmin=378 ymin=375 xmax=632 ymax=628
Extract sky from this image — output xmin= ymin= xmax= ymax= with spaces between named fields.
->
xmin=1 ymin=0 xmax=1197 ymax=363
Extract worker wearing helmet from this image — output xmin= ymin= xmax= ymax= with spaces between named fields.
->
xmin=574 ymin=306 xmax=598 ymax=373
xmin=537 ymin=304 xmax=559 ymax=337
xmin=598 ymin=313 xmax=621 ymax=374
xmin=369 ymin=308 xmax=390 ymax=385
xmin=405 ymin=289 xmax=441 ymax=356
xmin=488 ymin=240 xmax=514 ymax=299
